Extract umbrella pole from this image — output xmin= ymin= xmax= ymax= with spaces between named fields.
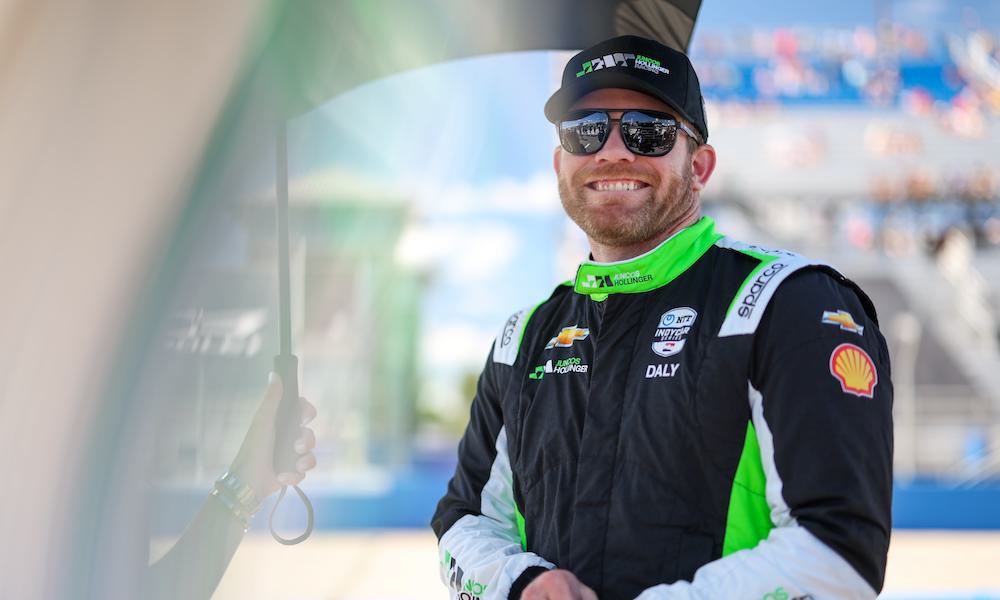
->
xmin=276 ymin=122 xmax=292 ymax=357
xmin=269 ymin=120 xmax=313 ymax=545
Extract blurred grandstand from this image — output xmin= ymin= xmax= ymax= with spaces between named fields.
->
xmin=684 ymin=22 xmax=1000 ymax=496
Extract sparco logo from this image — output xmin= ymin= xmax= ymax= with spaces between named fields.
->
xmin=737 ymin=262 xmax=787 ymax=318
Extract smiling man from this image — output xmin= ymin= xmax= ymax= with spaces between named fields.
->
xmin=432 ymin=35 xmax=893 ymax=600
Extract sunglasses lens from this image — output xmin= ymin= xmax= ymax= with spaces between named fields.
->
xmin=620 ymin=111 xmax=677 ymax=156
xmin=559 ymin=112 xmax=610 ymax=155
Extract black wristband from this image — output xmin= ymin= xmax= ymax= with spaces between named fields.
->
xmin=509 ymin=566 xmax=550 ymax=599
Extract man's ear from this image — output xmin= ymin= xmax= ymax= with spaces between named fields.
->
xmin=690 ymin=144 xmax=717 ymax=192
xmin=553 ymin=145 xmax=562 ymax=176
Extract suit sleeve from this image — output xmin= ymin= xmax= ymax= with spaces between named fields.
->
xmin=636 ymin=268 xmax=893 ymax=600
xmin=431 ymin=335 xmax=555 ymax=599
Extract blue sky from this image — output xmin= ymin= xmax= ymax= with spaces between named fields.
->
xmin=696 ymin=0 xmax=999 ymax=31
xmin=290 ymin=50 xmax=558 ymax=186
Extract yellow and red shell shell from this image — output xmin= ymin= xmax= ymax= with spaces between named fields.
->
xmin=829 ymin=343 xmax=877 ymax=398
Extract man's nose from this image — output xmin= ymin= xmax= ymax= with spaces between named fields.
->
xmin=594 ymin=124 xmax=634 ymax=163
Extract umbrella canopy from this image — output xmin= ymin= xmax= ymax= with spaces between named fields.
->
xmin=262 ymin=0 xmax=702 ymax=117
xmin=21 ymin=1 xmax=702 ymax=597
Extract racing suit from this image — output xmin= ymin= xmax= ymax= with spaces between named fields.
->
xmin=431 ymin=216 xmax=893 ymax=600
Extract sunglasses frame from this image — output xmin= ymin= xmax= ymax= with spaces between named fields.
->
xmin=557 ymin=108 xmax=703 ymax=157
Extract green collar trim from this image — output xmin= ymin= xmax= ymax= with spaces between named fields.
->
xmin=573 ymin=217 xmax=721 ymax=296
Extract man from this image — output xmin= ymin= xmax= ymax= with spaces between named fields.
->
xmin=431 ymin=35 xmax=892 ymax=600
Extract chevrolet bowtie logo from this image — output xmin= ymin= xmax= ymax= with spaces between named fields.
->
xmin=545 ymin=326 xmax=590 ymax=349
xmin=821 ymin=310 xmax=864 ymax=335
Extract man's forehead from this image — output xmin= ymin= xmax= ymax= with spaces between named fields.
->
xmin=567 ymin=88 xmax=676 ymax=116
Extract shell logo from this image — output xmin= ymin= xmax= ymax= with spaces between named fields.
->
xmin=545 ymin=326 xmax=590 ymax=349
xmin=829 ymin=343 xmax=877 ymax=398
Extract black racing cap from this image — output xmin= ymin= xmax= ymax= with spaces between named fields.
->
xmin=544 ymin=35 xmax=709 ymax=143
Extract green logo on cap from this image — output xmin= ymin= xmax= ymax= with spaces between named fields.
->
xmin=636 ymin=54 xmax=660 ymax=67
xmin=575 ymin=53 xmax=635 ymax=78
xmin=634 ymin=54 xmax=670 ymax=75
xmin=575 ymin=52 xmax=667 ymax=78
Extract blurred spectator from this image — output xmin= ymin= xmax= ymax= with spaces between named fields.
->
xmin=691 ymin=22 xmax=993 ymax=112
xmin=689 ymin=23 xmax=998 ymax=259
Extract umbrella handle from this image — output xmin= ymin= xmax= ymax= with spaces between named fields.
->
xmin=269 ymin=353 xmax=313 ymax=544
xmin=272 ymin=353 xmax=302 ymax=474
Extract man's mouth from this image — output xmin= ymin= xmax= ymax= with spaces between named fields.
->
xmin=586 ymin=179 xmax=649 ymax=192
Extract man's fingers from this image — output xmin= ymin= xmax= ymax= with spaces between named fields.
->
xmin=523 ymin=570 xmax=587 ymax=600
xmin=520 ymin=573 xmax=547 ymax=600
xmin=521 ymin=589 xmax=546 ymax=600
xmin=551 ymin=574 xmax=575 ymax=600
xmin=578 ymin=585 xmax=598 ymax=600
xmin=294 ymin=427 xmax=316 ymax=453
xmin=299 ymin=396 xmax=316 ymax=425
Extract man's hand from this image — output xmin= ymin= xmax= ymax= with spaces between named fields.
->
xmin=228 ymin=372 xmax=317 ymax=498
xmin=521 ymin=569 xmax=598 ymax=600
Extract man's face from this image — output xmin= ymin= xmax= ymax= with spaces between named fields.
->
xmin=554 ymin=88 xmax=697 ymax=249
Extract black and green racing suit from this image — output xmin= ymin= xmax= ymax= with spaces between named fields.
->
xmin=431 ymin=216 xmax=893 ymax=600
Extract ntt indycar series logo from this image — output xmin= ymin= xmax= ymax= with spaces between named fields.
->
xmin=736 ymin=261 xmax=788 ymax=318
xmin=652 ymin=307 xmax=697 ymax=357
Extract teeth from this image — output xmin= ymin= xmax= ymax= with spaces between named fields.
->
xmin=593 ymin=180 xmax=642 ymax=192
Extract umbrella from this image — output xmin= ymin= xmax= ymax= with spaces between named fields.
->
xmin=260 ymin=0 xmax=703 ymax=544
xmin=265 ymin=0 xmax=702 ymax=118
xmin=4 ymin=1 xmax=705 ymax=595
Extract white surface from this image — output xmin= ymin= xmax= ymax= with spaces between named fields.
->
xmin=187 ymin=529 xmax=1000 ymax=599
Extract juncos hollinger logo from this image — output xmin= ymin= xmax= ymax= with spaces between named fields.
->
xmin=576 ymin=52 xmax=670 ymax=78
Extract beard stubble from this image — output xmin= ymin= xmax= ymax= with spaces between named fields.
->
xmin=558 ymin=161 xmax=695 ymax=249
